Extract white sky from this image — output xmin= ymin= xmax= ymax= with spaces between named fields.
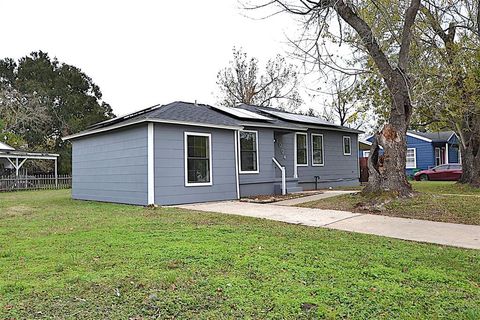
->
xmin=0 ymin=0 xmax=313 ymax=116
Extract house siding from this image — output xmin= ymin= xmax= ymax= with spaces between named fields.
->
xmin=71 ymin=124 xmax=149 ymax=205
xmin=406 ymin=135 xmax=434 ymax=174
xmin=238 ymin=127 xmax=277 ymax=196
xmin=297 ymin=130 xmax=359 ymax=189
xmin=239 ymin=127 xmax=360 ymax=196
xmin=153 ymin=124 xmax=237 ymax=205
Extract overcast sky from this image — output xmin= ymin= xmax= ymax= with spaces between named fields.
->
xmin=0 ymin=0 xmax=312 ymax=116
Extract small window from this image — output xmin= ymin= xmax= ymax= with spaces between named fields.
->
xmin=363 ymin=150 xmax=370 ymax=158
xmin=343 ymin=136 xmax=351 ymax=155
xmin=185 ymin=132 xmax=212 ymax=186
xmin=239 ymin=130 xmax=258 ymax=173
xmin=311 ymin=134 xmax=324 ymax=166
xmin=406 ymin=148 xmax=416 ymax=169
xmin=296 ymin=133 xmax=308 ymax=166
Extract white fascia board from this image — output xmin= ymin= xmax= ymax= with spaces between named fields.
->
xmin=0 ymin=154 xmax=58 ymax=160
xmin=406 ymin=132 xmax=432 ymax=142
xmin=63 ymin=119 xmax=243 ymax=141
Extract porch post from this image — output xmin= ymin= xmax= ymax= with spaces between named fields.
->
xmin=54 ymin=158 xmax=58 ymax=187
xmin=15 ymin=158 xmax=19 ymax=177
xmin=147 ymin=122 xmax=155 ymax=205
xmin=445 ymin=143 xmax=449 ymax=164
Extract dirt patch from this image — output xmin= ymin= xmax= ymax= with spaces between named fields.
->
xmin=1 ymin=205 xmax=35 ymax=218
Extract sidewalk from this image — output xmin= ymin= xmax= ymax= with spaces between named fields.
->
xmin=176 ymin=201 xmax=480 ymax=249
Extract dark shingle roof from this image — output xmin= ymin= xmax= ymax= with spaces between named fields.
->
xmin=408 ymin=131 xmax=456 ymax=143
xmin=66 ymin=101 xmax=362 ymax=140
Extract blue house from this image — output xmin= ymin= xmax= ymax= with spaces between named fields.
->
xmin=362 ymin=131 xmax=460 ymax=176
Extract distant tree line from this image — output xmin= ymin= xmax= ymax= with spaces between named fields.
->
xmin=0 ymin=51 xmax=114 ymax=174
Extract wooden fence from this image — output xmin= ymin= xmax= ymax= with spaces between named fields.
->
xmin=0 ymin=174 xmax=71 ymax=192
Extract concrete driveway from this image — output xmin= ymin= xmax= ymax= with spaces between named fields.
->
xmin=176 ymin=200 xmax=480 ymax=250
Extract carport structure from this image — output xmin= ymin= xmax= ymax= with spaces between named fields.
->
xmin=0 ymin=148 xmax=59 ymax=186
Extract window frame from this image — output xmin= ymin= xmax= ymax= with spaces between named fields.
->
xmin=343 ymin=136 xmax=352 ymax=156
xmin=406 ymin=147 xmax=417 ymax=169
xmin=311 ymin=133 xmax=325 ymax=166
xmin=295 ymin=132 xmax=308 ymax=167
xmin=238 ymin=129 xmax=259 ymax=174
xmin=184 ymin=131 xmax=213 ymax=187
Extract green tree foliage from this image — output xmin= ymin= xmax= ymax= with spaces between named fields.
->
xmin=217 ymin=47 xmax=302 ymax=110
xmin=0 ymin=51 xmax=114 ymax=173
xmin=351 ymin=0 xmax=480 ymax=186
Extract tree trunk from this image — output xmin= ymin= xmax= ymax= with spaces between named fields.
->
xmin=458 ymin=126 xmax=480 ymax=187
xmin=363 ymin=73 xmax=414 ymax=197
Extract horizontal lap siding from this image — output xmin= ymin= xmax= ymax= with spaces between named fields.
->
xmin=297 ymin=130 xmax=359 ymax=187
xmin=72 ymin=124 xmax=148 ymax=205
xmin=238 ymin=128 xmax=276 ymax=196
xmin=407 ymin=136 xmax=433 ymax=174
xmin=154 ymin=124 xmax=237 ymax=205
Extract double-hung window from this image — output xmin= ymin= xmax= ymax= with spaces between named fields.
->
xmin=239 ymin=130 xmax=259 ymax=173
xmin=406 ymin=148 xmax=416 ymax=169
xmin=343 ymin=136 xmax=351 ymax=155
xmin=311 ymin=134 xmax=324 ymax=166
xmin=185 ymin=132 xmax=212 ymax=186
xmin=296 ymin=133 xmax=308 ymax=166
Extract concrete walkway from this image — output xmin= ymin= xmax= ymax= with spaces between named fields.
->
xmin=275 ymin=190 xmax=358 ymax=206
xmin=176 ymin=201 xmax=480 ymax=249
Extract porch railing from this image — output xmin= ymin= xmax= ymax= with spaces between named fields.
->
xmin=0 ymin=174 xmax=71 ymax=192
xmin=272 ymin=157 xmax=286 ymax=195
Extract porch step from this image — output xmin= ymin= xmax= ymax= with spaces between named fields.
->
xmin=274 ymin=181 xmax=303 ymax=194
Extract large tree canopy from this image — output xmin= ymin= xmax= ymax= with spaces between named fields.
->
xmin=217 ymin=47 xmax=302 ymax=110
xmin=251 ymin=0 xmax=421 ymax=197
xmin=0 ymin=51 xmax=114 ymax=173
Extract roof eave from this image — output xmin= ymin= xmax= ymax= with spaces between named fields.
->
xmin=63 ymin=118 xmax=244 ymax=141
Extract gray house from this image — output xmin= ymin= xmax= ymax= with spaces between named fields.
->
xmin=64 ymin=102 xmax=361 ymax=205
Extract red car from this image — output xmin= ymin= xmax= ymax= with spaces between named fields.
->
xmin=414 ymin=164 xmax=463 ymax=181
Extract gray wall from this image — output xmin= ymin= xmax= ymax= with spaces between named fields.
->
xmin=238 ymin=127 xmax=278 ymax=196
xmin=72 ymin=124 xmax=149 ymax=205
xmin=239 ymin=127 xmax=359 ymax=196
xmin=297 ymin=129 xmax=359 ymax=189
xmin=153 ymin=124 xmax=237 ymax=205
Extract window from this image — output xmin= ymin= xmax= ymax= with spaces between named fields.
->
xmin=343 ymin=136 xmax=351 ymax=155
xmin=311 ymin=134 xmax=324 ymax=166
xmin=363 ymin=150 xmax=370 ymax=158
xmin=184 ymin=132 xmax=212 ymax=186
xmin=406 ymin=148 xmax=416 ymax=169
xmin=295 ymin=133 xmax=308 ymax=166
xmin=239 ymin=130 xmax=259 ymax=173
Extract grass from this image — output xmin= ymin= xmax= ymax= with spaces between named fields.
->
xmin=301 ymin=181 xmax=480 ymax=225
xmin=0 ymin=190 xmax=479 ymax=319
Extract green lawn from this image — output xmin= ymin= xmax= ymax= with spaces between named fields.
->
xmin=304 ymin=181 xmax=480 ymax=225
xmin=1 ymin=190 xmax=479 ymax=319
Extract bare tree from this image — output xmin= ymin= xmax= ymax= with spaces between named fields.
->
xmin=249 ymin=0 xmax=421 ymax=197
xmin=0 ymin=87 xmax=51 ymax=148
xmin=318 ymin=73 xmax=367 ymax=129
xmin=217 ymin=47 xmax=302 ymax=110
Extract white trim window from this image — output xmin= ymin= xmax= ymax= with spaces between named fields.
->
xmin=362 ymin=150 xmax=370 ymax=158
xmin=406 ymin=148 xmax=417 ymax=169
xmin=239 ymin=130 xmax=259 ymax=173
xmin=295 ymin=132 xmax=308 ymax=166
xmin=343 ymin=136 xmax=352 ymax=155
xmin=184 ymin=132 xmax=212 ymax=186
xmin=311 ymin=133 xmax=324 ymax=166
